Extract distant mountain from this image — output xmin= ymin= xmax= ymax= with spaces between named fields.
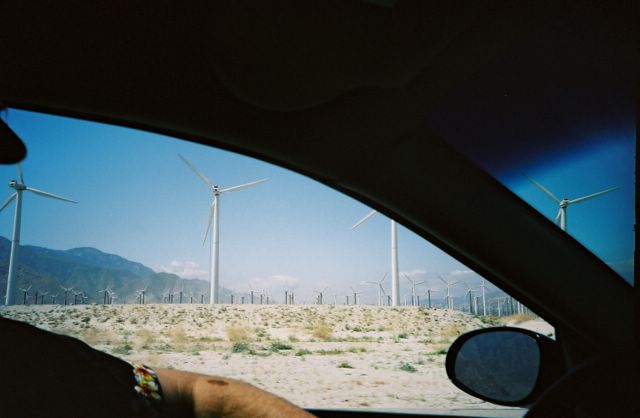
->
xmin=0 ymin=236 xmax=230 ymax=304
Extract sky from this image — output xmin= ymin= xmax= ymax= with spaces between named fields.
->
xmin=0 ymin=109 xmax=635 ymax=305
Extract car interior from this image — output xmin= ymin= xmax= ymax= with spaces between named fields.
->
xmin=1 ymin=1 xmax=638 ymax=417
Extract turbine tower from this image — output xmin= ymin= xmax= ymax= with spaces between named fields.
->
xmin=179 ymin=155 xmax=268 ymax=305
xmin=527 ymin=177 xmax=618 ymax=232
xmin=1 ymin=164 xmax=76 ymax=305
xmin=352 ymin=210 xmax=400 ymax=306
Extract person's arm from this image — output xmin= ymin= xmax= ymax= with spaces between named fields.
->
xmin=156 ymin=368 xmax=316 ymax=418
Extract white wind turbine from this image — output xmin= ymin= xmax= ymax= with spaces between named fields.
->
xmin=402 ymin=273 xmax=425 ymax=306
xmin=349 ymin=286 xmax=363 ymax=305
xmin=436 ymin=274 xmax=461 ymax=310
xmin=527 ymin=177 xmax=618 ymax=232
xmin=1 ymin=164 xmax=76 ymax=305
xmin=179 ymin=155 xmax=268 ymax=305
xmin=352 ymin=211 xmax=400 ymax=306
xmin=360 ymin=273 xmax=387 ymax=306
xmin=422 ymin=286 xmax=441 ymax=308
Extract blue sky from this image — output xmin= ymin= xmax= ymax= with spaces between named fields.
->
xmin=0 ymin=109 xmax=634 ymax=305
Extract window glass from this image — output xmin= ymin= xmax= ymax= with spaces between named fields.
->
xmin=428 ymin=90 xmax=635 ymax=285
xmin=1 ymin=109 xmax=551 ymax=413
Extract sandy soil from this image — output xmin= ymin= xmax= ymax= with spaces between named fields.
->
xmin=1 ymin=304 xmax=546 ymax=414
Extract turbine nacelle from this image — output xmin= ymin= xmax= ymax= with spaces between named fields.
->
xmin=527 ymin=176 xmax=618 ymax=232
xmin=9 ymin=180 xmax=25 ymax=190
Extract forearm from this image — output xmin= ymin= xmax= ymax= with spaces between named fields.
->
xmin=156 ymin=368 xmax=315 ymax=418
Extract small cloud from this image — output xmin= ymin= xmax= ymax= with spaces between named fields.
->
xmin=156 ymin=260 xmax=208 ymax=280
xmin=400 ymin=269 xmax=426 ymax=279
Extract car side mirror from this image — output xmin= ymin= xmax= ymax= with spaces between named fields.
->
xmin=445 ymin=327 xmax=563 ymax=406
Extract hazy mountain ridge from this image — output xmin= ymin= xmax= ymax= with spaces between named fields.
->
xmin=0 ymin=236 xmax=223 ymax=304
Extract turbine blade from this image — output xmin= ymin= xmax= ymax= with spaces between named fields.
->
xmin=526 ymin=177 xmax=560 ymax=203
xmin=555 ymin=209 xmax=562 ymax=225
xmin=17 ymin=163 xmax=24 ymax=184
xmin=220 ymin=178 xmax=269 ymax=193
xmin=178 ymin=154 xmax=213 ymax=188
xmin=351 ymin=209 xmax=377 ymax=229
xmin=569 ymin=186 xmax=619 ymax=204
xmin=202 ymin=199 xmax=215 ymax=246
xmin=25 ymin=187 xmax=76 ymax=203
xmin=436 ymin=275 xmax=447 ymax=286
xmin=0 ymin=193 xmax=17 ymax=212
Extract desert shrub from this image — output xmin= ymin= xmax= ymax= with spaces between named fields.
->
xmin=337 ymin=361 xmax=353 ymax=369
xmin=288 ymin=335 xmax=300 ymax=342
xmin=312 ymin=320 xmax=333 ymax=341
xmin=226 ymin=326 xmax=251 ymax=342
xmin=113 ymin=340 xmax=133 ymax=355
xmin=134 ymin=329 xmax=157 ymax=350
xmin=79 ymin=328 xmax=119 ymax=346
xmin=502 ymin=313 xmax=537 ymax=324
xmin=316 ymin=349 xmax=344 ymax=355
xmin=270 ymin=342 xmax=293 ymax=351
xmin=399 ymin=362 xmax=417 ymax=373
xmin=295 ymin=349 xmax=312 ymax=356
xmin=231 ymin=342 xmax=252 ymax=353
xmin=348 ymin=347 xmax=367 ymax=353
xmin=397 ymin=332 xmax=409 ymax=339
xmin=439 ymin=324 xmax=467 ymax=340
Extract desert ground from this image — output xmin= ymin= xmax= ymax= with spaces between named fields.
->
xmin=1 ymin=304 xmax=552 ymax=415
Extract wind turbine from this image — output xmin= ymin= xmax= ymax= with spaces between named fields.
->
xmin=179 ymin=154 xmax=268 ymax=304
xmin=462 ymin=283 xmax=479 ymax=314
xmin=1 ymin=164 xmax=76 ymax=305
xmin=314 ymin=287 xmax=328 ymax=305
xmin=479 ymin=279 xmax=487 ymax=316
xmin=349 ymin=286 xmax=363 ymax=305
xmin=360 ymin=273 xmax=387 ymax=306
xmin=436 ymin=274 xmax=461 ymax=310
xmin=18 ymin=284 xmax=31 ymax=305
xmin=98 ymin=287 xmax=110 ymax=304
xmin=60 ymin=285 xmax=74 ymax=306
xmin=527 ymin=177 xmax=618 ymax=232
xmin=422 ymin=286 xmax=441 ymax=308
xmin=72 ymin=289 xmax=83 ymax=305
xmin=402 ymin=273 xmax=425 ymax=307
xmin=352 ymin=210 xmax=401 ymax=306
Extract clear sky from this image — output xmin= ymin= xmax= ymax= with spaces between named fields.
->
xmin=0 ymin=109 xmax=634 ymax=306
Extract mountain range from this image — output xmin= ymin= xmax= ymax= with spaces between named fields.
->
xmin=0 ymin=236 xmax=229 ymax=304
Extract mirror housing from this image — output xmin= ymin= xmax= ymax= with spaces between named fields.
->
xmin=446 ymin=327 xmax=563 ymax=406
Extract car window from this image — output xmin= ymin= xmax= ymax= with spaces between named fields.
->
xmin=1 ymin=109 xmax=552 ymax=415
xmin=428 ymin=87 xmax=635 ymax=286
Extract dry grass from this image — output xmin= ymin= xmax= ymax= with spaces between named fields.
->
xmin=226 ymin=325 xmax=252 ymax=342
xmin=134 ymin=329 xmax=158 ymax=350
xmin=438 ymin=324 xmax=468 ymax=342
xmin=501 ymin=313 xmax=538 ymax=324
xmin=312 ymin=319 xmax=333 ymax=341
